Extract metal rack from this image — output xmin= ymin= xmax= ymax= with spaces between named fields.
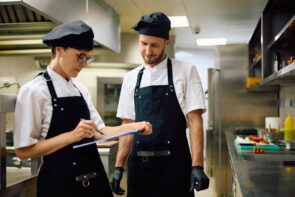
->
xmin=0 ymin=94 xmax=17 ymax=190
xmin=0 ymin=94 xmax=39 ymax=196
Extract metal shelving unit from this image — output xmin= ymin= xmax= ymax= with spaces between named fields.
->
xmin=268 ymin=15 xmax=295 ymax=51
xmin=248 ymin=0 xmax=295 ymax=91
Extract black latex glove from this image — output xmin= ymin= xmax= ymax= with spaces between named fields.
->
xmin=190 ymin=166 xmax=210 ymax=191
xmin=110 ymin=167 xmax=125 ymax=195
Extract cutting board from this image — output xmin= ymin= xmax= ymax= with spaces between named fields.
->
xmin=235 ymin=136 xmax=281 ymax=151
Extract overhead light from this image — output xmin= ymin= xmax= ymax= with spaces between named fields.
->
xmin=168 ymin=16 xmax=189 ymax=28
xmin=196 ymin=38 xmax=227 ymax=46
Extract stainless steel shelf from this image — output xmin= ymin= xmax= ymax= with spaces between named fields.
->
xmin=248 ymin=61 xmax=295 ymax=91
xmin=268 ymin=15 xmax=295 ymax=50
xmin=250 ymin=58 xmax=261 ymax=69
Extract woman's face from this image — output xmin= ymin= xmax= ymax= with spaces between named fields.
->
xmin=55 ymin=47 xmax=93 ymax=80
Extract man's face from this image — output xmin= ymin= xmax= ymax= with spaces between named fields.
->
xmin=138 ymin=34 xmax=169 ymax=67
xmin=56 ymin=47 xmax=93 ymax=79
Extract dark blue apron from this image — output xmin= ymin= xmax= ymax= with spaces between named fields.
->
xmin=36 ymin=71 xmax=113 ymax=197
xmin=127 ymin=59 xmax=194 ymax=197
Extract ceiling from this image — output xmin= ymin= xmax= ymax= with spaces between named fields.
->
xmin=104 ymin=0 xmax=268 ymax=49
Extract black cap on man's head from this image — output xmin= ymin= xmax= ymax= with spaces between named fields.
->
xmin=132 ymin=12 xmax=171 ymax=40
xmin=43 ymin=20 xmax=94 ymax=50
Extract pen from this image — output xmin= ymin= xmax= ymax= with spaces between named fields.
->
xmin=80 ymin=118 xmax=105 ymax=135
xmin=97 ymin=130 xmax=106 ymax=135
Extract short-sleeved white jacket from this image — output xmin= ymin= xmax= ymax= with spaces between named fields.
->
xmin=116 ymin=58 xmax=206 ymax=123
xmin=14 ymin=67 xmax=105 ymax=148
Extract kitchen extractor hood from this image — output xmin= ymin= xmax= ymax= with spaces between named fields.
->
xmin=0 ymin=0 xmax=121 ymax=55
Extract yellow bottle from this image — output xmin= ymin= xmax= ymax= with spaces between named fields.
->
xmin=284 ymin=114 xmax=295 ymax=141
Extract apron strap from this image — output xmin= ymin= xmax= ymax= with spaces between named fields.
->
xmin=42 ymin=71 xmax=58 ymax=99
xmin=135 ymin=58 xmax=174 ymax=92
xmin=167 ymin=58 xmax=174 ymax=86
xmin=40 ymin=71 xmax=84 ymax=99
xmin=135 ymin=66 xmax=145 ymax=95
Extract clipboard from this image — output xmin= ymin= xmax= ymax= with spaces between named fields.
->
xmin=73 ymin=129 xmax=141 ymax=149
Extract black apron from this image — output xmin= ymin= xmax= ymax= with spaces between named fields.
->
xmin=36 ymin=71 xmax=113 ymax=197
xmin=127 ymin=59 xmax=194 ymax=197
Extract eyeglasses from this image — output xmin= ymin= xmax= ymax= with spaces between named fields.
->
xmin=70 ymin=48 xmax=94 ymax=64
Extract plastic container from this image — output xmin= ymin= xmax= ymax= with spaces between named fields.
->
xmin=284 ymin=114 xmax=295 ymax=141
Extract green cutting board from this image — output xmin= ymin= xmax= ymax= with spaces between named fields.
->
xmin=234 ymin=139 xmax=281 ymax=151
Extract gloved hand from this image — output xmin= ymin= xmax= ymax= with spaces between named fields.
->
xmin=190 ymin=166 xmax=210 ymax=191
xmin=110 ymin=167 xmax=125 ymax=195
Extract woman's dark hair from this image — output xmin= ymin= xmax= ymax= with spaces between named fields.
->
xmin=51 ymin=46 xmax=69 ymax=58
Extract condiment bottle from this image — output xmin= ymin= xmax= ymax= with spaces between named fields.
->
xmin=284 ymin=114 xmax=295 ymax=141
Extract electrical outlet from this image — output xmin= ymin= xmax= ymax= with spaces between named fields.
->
xmin=290 ymin=99 xmax=295 ymax=108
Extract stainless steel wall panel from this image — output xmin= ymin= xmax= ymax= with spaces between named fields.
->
xmin=217 ymin=45 xmax=278 ymax=131
xmin=211 ymin=44 xmax=278 ymax=196
xmin=279 ymin=85 xmax=295 ymax=120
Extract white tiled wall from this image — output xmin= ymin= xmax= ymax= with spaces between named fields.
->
xmin=0 ymin=56 xmax=43 ymax=91
xmin=0 ymin=56 xmax=42 ymax=131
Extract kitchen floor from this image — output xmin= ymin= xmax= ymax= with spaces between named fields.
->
xmin=5 ymin=163 xmax=217 ymax=197
xmin=113 ymin=161 xmax=217 ymax=197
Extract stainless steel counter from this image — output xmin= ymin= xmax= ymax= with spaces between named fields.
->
xmin=97 ymin=140 xmax=118 ymax=178
xmin=226 ymin=132 xmax=295 ymax=197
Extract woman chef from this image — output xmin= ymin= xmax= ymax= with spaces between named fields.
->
xmin=13 ymin=20 xmax=151 ymax=197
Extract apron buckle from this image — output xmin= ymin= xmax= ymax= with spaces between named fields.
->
xmin=142 ymin=157 xmax=148 ymax=162
xmin=75 ymin=171 xmax=98 ymax=187
xmin=82 ymin=180 xmax=90 ymax=187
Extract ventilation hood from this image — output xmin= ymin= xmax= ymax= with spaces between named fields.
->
xmin=0 ymin=0 xmax=121 ymax=56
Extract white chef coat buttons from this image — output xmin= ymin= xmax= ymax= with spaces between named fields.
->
xmin=53 ymin=98 xmax=57 ymax=102
xmin=54 ymin=104 xmax=57 ymax=107
xmin=166 ymin=92 xmax=168 ymax=96
xmin=73 ymin=162 xmax=77 ymax=165
xmin=60 ymin=108 xmax=64 ymax=111
xmin=167 ymin=140 xmax=170 ymax=144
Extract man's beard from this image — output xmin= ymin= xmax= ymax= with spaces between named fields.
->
xmin=143 ymin=49 xmax=166 ymax=66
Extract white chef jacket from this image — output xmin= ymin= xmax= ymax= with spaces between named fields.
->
xmin=116 ymin=58 xmax=206 ymax=123
xmin=14 ymin=67 xmax=105 ymax=148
